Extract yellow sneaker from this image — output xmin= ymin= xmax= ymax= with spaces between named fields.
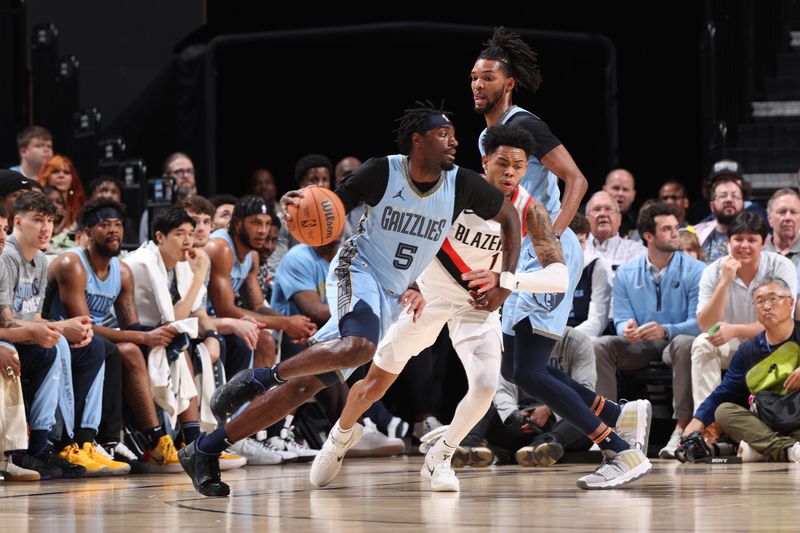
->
xmin=59 ymin=443 xmax=110 ymax=477
xmin=145 ymin=435 xmax=182 ymax=473
xmin=219 ymin=451 xmax=247 ymax=470
xmin=175 ymin=441 xmax=246 ymax=471
xmin=84 ymin=442 xmax=131 ymax=476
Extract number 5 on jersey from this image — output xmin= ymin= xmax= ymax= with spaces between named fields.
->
xmin=393 ymin=243 xmax=418 ymax=270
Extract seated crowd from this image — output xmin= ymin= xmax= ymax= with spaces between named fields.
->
xmin=2 ymin=123 xmax=800 ymax=483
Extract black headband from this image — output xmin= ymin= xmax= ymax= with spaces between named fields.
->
xmin=237 ymin=200 xmax=270 ymax=219
xmin=85 ymin=207 xmax=123 ymax=228
xmin=414 ymin=113 xmax=452 ymax=135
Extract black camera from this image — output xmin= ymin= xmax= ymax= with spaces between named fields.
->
xmin=675 ymin=431 xmax=740 ymax=464
xmin=146 ymin=177 xmax=175 ymax=206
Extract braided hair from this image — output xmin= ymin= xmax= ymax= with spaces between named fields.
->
xmin=393 ymin=100 xmax=452 ymax=155
xmin=477 ymin=26 xmax=542 ymax=92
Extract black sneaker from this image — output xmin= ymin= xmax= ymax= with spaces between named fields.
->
xmin=37 ymin=448 xmax=87 ymax=478
xmin=211 ymin=369 xmax=268 ymax=421
xmin=11 ymin=453 xmax=61 ymax=480
xmin=101 ymin=441 xmax=149 ymax=475
xmin=178 ymin=441 xmax=230 ymax=497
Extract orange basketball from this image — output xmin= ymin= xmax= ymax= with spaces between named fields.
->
xmin=285 ymin=186 xmax=346 ymax=246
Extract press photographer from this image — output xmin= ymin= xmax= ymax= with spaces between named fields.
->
xmin=679 ymin=277 xmax=800 ymax=463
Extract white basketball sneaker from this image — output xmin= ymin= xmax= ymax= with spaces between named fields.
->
xmin=576 ymin=448 xmax=651 ymax=490
xmin=420 ymin=449 xmax=460 ymax=492
xmin=228 ymin=437 xmax=284 ymax=465
xmin=615 ymin=399 xmax=652 ymax=451
xmin=659 ymin=428 xmax=683 ymax=459
xmin=277 ymin=426 xmax=318 ymax=462
xmin=309 ymin=422 xmax=363 ymax=488
xmin=418 ymin=424 xmax=449 ymax=454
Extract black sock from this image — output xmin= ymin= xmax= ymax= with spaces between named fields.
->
xmin=252 ymin=365 xmax=284 ymax=389
xmin=143 ymin=425 xmax=166 ymax=450
xmin=592 ymin=396 xmax=622 ymax=426
xmin=181 ymin=421 xmax=201 ymax=445
xmin=74 ymin=428 xmax=97 ymax=446
xmin=595 ymin=427 xmax=629 ymax=454
xmin=196 ymin=428 xmax=233 ymax=456
xmin=266 ymin=420 xmax=284 ymax=439
xmin=28 ymin=429 xmax=49 ymax=457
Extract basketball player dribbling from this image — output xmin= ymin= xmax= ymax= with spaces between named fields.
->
xmin=179 ymin=101 xmax=522 ymax=497
xmin=309 ymin=124 xmax=570 ymax=491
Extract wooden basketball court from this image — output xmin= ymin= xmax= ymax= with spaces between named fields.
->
xmin=2 ymin=457 xmax=798 ymax=531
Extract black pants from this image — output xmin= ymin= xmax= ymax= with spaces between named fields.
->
xmin=97 ymin=335 xmax=123 ymax=444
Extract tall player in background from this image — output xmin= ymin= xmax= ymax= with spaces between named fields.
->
xmin=470 ymin=28 xmax=652 ymax=489
xmin=310 ymin=125 xmax=567 ymax=492
xmin=179 ymin=102 xmax=521 ymax=497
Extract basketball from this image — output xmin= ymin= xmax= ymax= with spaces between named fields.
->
xmin=285 ymin=185 xmax=346 ymax=246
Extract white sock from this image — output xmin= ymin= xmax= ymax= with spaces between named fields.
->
xmin=332 ymin=421 xmax=352 ymax=442
xmin=429 ymin=438 xmax=457 ymax=464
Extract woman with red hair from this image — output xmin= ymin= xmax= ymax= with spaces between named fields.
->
xmin=38 ymin=154 xmax=87 ymax=231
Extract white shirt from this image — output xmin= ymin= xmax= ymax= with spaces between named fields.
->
xmin=574 ymin=256 xmax=613 ymax=338
xmin=697 ymin=251 xmax=798 ymax=328
xmin=585 ymin=234 xmax=647 ymax=273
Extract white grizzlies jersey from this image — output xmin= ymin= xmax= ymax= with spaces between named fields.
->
xmin=418 ymin=185 xmax=531 ymax=305
xmin=342 ymin=154 xmax=457 ymax=296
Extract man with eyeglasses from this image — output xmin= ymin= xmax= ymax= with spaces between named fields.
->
xmin=693 ymin=161 xmax=771 ymax=264
xmin=680 ymin=277 xmax=800 ymax=464
xmin=658 ymin=180 xmax=690 ymax=227
xmin=678 ymin=211 xmax=798 ymax=457
xmin=583 ymin=191 xmax=646 ymax=275
xmin=692 ymin=178 xmax=746 ymax=263
xmin=139 ymin=153 xmax=198 ymax=243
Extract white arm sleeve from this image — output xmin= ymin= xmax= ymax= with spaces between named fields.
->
xmin=514 ymin=262 xmax=569 ymax=293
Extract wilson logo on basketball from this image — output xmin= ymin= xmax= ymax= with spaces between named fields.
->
xmin=286 ymin=185 xmax=346 ymax=246
xmin=322 ymin=200 xmax=336 ymax=238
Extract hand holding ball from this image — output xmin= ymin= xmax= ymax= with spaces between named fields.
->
xmin=285 ymin=186 xmax=346 ymax=246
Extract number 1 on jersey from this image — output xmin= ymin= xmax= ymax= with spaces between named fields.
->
xmin=489 ymin=252 xmax=500 ymax=270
